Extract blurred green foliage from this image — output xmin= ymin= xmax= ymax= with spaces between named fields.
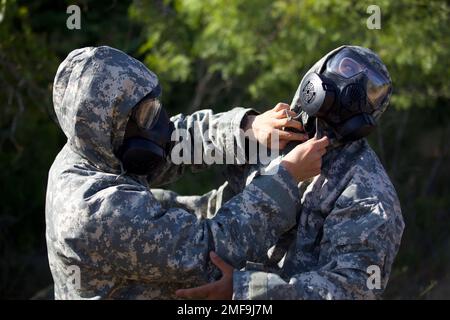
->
xmin=132 ymin=0 xmax=449 ymax=111
xmin=0 ymin=0 xmax=449 ymax=299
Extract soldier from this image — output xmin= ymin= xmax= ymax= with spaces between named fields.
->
xmin=45 ymin=46 xmax=329 ymax=299
xmin=176 ymin=46 xmax=405 ymax=300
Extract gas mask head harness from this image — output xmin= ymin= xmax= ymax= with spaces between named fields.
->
xmin=115 ymin=84 xmax=175 ymax=175
xmin=294 ymin=47 xmax=392 ymax=142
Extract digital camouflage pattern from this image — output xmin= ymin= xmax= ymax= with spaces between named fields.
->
xmin=230 ymin=139 xmax=404 ymax=299
xmin=157 ymin=137 xmax=405 ymax=299
xmin=46 ymin=46 xmax=301 ymax=299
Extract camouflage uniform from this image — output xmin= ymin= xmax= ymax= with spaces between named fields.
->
xmin=157 ymin=137 xmax=405 ymax=299
xmin=229 ymin=46 xmax=404 ymax=299
xmin=230 ymin=139 xmax=404 ymax=299
xmin=46 ymin=46 xmax=301 ymax=299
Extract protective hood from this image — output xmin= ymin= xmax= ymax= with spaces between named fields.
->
xmin=52 ymin=46 xmax=159 ymax=172
xmin=290 ymin=45 xmax=392 ymax=141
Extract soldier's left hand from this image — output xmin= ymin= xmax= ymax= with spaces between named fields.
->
xmin=175 ymin=251 xmax=233 ymax=300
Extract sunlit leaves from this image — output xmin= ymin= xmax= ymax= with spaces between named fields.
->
xmin=131 ymin=0 xmax=449 ymax=111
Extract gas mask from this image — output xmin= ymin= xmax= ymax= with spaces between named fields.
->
xmin=293 ymin=47 xmax=392 ymax=142
xmin=116 ymin=84 xmax=175 ymax=175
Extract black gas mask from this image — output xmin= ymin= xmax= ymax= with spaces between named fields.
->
xmin=296 ymin=48 xmax=391 ymax=142
xmin=116 ymin=84 xmax=175 ymax=175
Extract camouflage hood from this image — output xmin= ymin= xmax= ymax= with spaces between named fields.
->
xmin=52 ymin=46 xmax=159 ymax=172
xmin=290 ymin=45 xmax=392 ymax=141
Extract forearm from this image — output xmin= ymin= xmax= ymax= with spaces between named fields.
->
xmin=148 ymin=107 xmax=256 ymax=187
xmin=144 ymin=166 xmax=299 ymax=283
xmin=209 ymin=164 xmax=300 ymax=268
xmin=92 ymin=164 xmax=299 ymax=284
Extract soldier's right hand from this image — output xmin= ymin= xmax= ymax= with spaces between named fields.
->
xmin=280 ymin=136 xmax=329 ymax=183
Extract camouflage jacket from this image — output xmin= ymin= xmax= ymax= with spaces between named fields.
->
xmin=230 ymin=139 xmax=405 ymax=299
xmin=46 ymin=46 xmax=300 ymax=299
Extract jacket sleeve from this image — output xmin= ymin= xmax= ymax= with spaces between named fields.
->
xmin=148 ymin=107 xmax=257 ymax=186
xmin=232 ymin=172 xmax=404 ymax=300
xmin=79 ymin=163 xmax=300 ymax=284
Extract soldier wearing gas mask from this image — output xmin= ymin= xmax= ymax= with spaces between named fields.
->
xmin=177 ymin=46 xmax=405 ymax=300
xmin=293 ymin=45 xmax=392 ymax=144
xmin=45 ymin=46 xmax=328 ymax=299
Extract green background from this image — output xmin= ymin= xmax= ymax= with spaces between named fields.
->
xmin=0 ymin=0 xmax=449 ymax=299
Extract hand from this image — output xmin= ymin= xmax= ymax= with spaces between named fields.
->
xmin=176 ymin=252 xmax=233 ymax=300
xmin=244 ymin=103 xmax=308 ymax=150
xmin=281 ymin=136 xmax=330 ymax=183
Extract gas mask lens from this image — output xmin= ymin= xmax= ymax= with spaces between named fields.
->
xmin=326 ymin=49 xmax=391 ymax=107
xmin=326 ymin=50 xmax=367 ymax=78
xmin=132 ymin=97 xmax=162 ymax=130
xmin=366 ymin=69 xmax=390 ymax=107
xmin=336 ymin=57 xmax=365 ymax=78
